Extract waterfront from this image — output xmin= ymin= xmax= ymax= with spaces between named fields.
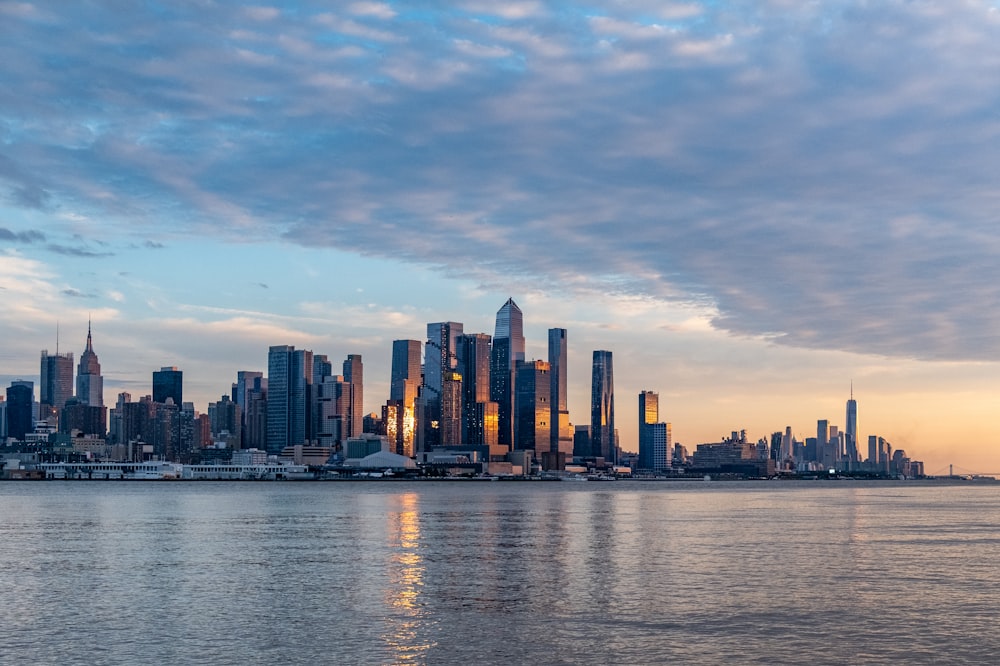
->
xmin=2 ymin=481 xmax=998 ymax=665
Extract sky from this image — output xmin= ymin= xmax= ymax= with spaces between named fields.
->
xmin=3 ymin=0 xmax=1000 ymax=473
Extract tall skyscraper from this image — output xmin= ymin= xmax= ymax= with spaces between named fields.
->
xmin=76 ymin=320 xmax=103 ymax=407
xmin=152 ymin=367 xmax=183 ymax=406
xmin=816 ymin=419 xmax=829 ymax=465
xmin=233 ymin=370 xmax=264 ymax=449
xmin=390 ymin=339 xmax=422 ymax=400
xmin=266 ymin=345 xmax=313 ymax=454
xmin=590 ymin=350 xmax=615 ymax=462
xmin=514 ymin=359 xmax=551 ymax=458
xmin=343 ymin=354 xmax=363 ymax=438
xmin=638 ymin=390 xmax=658 ymax=470
xmin=548 ymin=328 xmax=572 ymax=457
xmin=40 ymin=348 xmax=73 ymax=425
xmin=458 ymin=333 xmax=496 ymax=447
xmin=421 ymin=322 xmax=463 ymax=450
xmin=490 ymin=298 xmax=524 ymax=450
xmin=846 ymin=386 xmax=859 ymax=463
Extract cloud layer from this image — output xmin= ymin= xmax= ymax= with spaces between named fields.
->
xmin=4 ymin=1 xmax=1000 ymax=360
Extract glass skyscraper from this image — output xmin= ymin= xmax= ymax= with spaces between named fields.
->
xmin=490 ymin=298 xmax=524 ymax=450
xmin=590 ymin=350 xmax=615 ymax=463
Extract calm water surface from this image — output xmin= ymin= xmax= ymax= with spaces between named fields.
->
xmin=1 ymin=480 xmax=998 ymax=665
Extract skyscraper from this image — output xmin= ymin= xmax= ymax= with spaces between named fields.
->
xmin=390 ymin=339 xmax=422 ymax=400
xmin=5 ymin=381 xmax=34 ymax=442
xmin=266 ymin=345 xmax=313 ymax=454
xmin=40 ymin=348 xmax=73 ymax=425
xmin=638 ymin=390 xmax=658 ymax=470
xmin=76 ymin=320 xmax=103 ymax=407
xmin=490 ymin=298 xmax=524 ymax=450
xmin=152 ymin=367 xmax=183 ymax=406
xmin=514 ymin=359 xmax=550 ymax=458
xmin=421 ymin=322 xmax=463 ymax=450
xmin=846 ymin=386 xmax=859 ymax=463
xmin=548 ymin=328 xmax=572 ymax=457
xmin=458 ymin=333 xmax=496 ymax=447
xmin=591 ymin=350 xmax=615 ymax=463
xmin=343 ymin=354 xmax=363 ymax=438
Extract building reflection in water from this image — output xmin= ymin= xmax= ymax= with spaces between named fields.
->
xmin=382 ymin=492 xmax=435 ymax=663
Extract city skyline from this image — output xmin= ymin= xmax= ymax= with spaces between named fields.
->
xmin=2 ymin=314 xmax=922 ymax=469
xmin=3 ymin=2 xmax=1000 ymax=472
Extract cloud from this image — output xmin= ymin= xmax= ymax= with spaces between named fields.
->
xmin=62 ymin=287 xmax=96 ymax=298
xmin=3 ymin=2 xmax=1000 ymax=362
xmin=46 ymin=244 xmax=115 ymax=258
xmin=0 ymin=227 xmax=46 ymax=243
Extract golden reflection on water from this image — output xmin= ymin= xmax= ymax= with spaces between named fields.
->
xmin=382 ymin=492 xmax=435 ymax=664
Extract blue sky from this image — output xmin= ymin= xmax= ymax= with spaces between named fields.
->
xmin=3 ymin=1 xmax=1000 ymax=472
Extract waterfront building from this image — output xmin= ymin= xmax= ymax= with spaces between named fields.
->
xmin=591 ymin=350 xmax=615 ymax=463
xmin=490 ymin=298 xmax=524 ymax=450
xmin=548 ymin=328 xmax=573 ymax=457
xmin=233 ymin=371 xmax=265 ymax=449
xmin=266 ymin=345 xmax=313 ymax=455
xmin=514 ymin=359 xmax=551 ymax=459
xmin=638 ymin=390 xmax=670 ymax=471
xmin=40 ymin=348 xmax=73 ymax=426
xmin=314 ymin=374 xmax=350 ymax=448
xmin=440 ymin=371 xmax=463 ymax=446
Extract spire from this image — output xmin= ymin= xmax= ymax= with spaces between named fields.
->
xmin=86 ymin=317 xmax=93 ymax=353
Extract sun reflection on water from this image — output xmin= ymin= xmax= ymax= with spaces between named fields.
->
xmin=382 ymin=492 xmax=435 ymax=664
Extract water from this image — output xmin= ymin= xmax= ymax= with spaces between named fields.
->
xmin=1 ymin=480 xmax=998 ymax=665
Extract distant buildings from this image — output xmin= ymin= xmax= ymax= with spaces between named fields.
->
xmin=638 ymin=390 xmax=671 ymax=472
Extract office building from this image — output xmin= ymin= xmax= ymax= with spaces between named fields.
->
xmin=846 ymin=388 xmax=859 ymax=463
xmin=390 ymin=339 xmax=422 ymax=400
xmin=40 ymin=348 xmax=73 ymax=425
xmin=75 ymin=321 xmax=103 ymax=408
xmin=490 ymin=298 xmax=524 ymax=450
xmin=6 ymin=381 xmax=34 ymax=442
xmin=458 ymin=333 xmax=496 ymax=447
xmin=266 ymin=345 xmax=313 ymax=454
xmin=591 ymin=350 xmax=615 ymax=463
xmin=514 ymin=359 xmax=550 ymax=459
xmin=548 ymin=328 xmax=573 ymax=457
xmin=343 ymin=354 xmax=363 ymax=438
xmin=421 ymin=322 xmax=463 ymax=450
xmin=153 ymin=367 xmax=183 ymax=406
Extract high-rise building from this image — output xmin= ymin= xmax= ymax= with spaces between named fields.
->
xmin=266 ymin=345 xmax=313 ymax=454
xmin=440 ymin=371 xmax=463 ymax=446
xmin=233 ymin=370 xmax=264 ymax=449
xmin=421 ymin=322 xmax=463 ymax=450
xmin=343 ymin=354 xmax=363 ymax=438
xmin=490 ymin=298 xmax=524 ymax=450
xmin=153 ymin=367 xmax=183 ymax=406
xmin=591 ymin=350 xmax=615 ymax=462
xmin=846 ymin=387 xmax=859 ymax=463
xmin=5 ymin=381 xmax=34 ymax=442
xmin=76 ymin=320 xmax=103 ymax=408
xmin=638 ymin=390 xmax=659 ymax=470
xmin=514 ymin=360 xmax=550 ymax=459
xmin=548 ymin=328 xmax=572 ymax=457
xmin=315 ymin=374 xmax=350 ymax=448
xmin=458 ymin=333 xmax=496 ymax=447
xmin=390 ymin=340 xmax=422 ymax=400
xmin=816 ymin=419 xmax=829 ymax=466
xmin=40 ymin=348 xmax=73 ymax=425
